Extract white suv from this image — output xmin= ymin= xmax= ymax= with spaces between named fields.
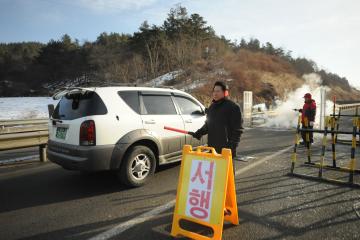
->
xmin=47 ymin=87 xmax=207 ymax=187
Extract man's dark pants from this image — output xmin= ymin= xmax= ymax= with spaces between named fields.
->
xmin=301 ymin=125 xmax=314 ymax=144
xmin=214 ymin=146 xmax=237 ymax=175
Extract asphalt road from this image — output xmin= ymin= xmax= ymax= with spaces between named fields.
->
xmin=0 ymin=127 xmax=359 ymax=239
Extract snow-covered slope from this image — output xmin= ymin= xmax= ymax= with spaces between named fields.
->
xmin=0 ymin=97 xmax=58 ymax=120
xmin=144 ymin=70 xmax=183 ymax=87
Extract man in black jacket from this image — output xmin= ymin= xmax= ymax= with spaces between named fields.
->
xmin=189 ymin=81 xmax=243 ymax=158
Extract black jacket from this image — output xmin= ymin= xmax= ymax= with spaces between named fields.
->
xmin=194 ymin=98 xmax=243 ymax=155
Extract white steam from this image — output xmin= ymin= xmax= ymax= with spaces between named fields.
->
xmin=264 ymin=73 xmax=334 ymax=129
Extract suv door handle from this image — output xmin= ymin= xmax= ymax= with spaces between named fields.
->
xmin=185 ymin=119 xmax=192 ymax=123
xmin=144 ymin=120 xmax=156 ymax=124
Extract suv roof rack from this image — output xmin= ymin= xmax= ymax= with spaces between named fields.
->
xmin=150 ymin=85 xmax=176 ymax=90
xmin=85 ymin=82 xmax=139 ymax=87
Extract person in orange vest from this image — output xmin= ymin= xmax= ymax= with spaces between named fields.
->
xmin=298 ymin=93 xmax=316 ymax=145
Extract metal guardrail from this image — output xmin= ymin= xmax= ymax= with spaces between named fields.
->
xmin=0 ymin=118 xmax=48 ymax=127
xmin=250 ymin=102 xmax=360 ymax=127
xmin=336 ymin=103 xmax=360 ymax=111
xmin=0 ymin=102 xmax=359 ymax=164
xmin=251 ymin=110 xmax=277 ymax=126
xmin=0 ymin=119 xmax=49 ymax=163
xmin=0 ymin=130 xmax=48 ymax=150
xmin=0 ymin=118 xmax=48 ymax=134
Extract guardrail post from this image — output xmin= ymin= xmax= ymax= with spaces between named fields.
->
xmin=243 ymin=91 xmax=253 ymax=127
xmin=319 ymin=117 xmax=330 ymax=178
xmin=291 ymin=115 xmax=302 ymax=173
xmin=304 ymin=118 xmax=312 ymax=163
xmin=349 ymin=118 xmax=358 ymax=183
xmin=331 ymin=117 xmax=337 ymax=167
xmin=39 ymin=144 xmax=47 ymax=162
xmin=335 ymin=108 xmax=341 ymax=143
xmin=319 ymin=87 xmax=327 ymax=130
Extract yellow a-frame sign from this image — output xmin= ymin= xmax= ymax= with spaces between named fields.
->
xmin=171 ymin=145 xmax=239 ymax=240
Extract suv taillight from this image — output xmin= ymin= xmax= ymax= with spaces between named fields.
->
xmin=80 ymin=120 xmax=96 ymax=146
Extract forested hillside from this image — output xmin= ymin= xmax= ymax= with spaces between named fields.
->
xmin=1 ymin=6 xmax=358 ymax=103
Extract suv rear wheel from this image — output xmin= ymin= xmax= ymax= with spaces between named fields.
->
xmin=118 ymin=145 xmax=156 ymax=187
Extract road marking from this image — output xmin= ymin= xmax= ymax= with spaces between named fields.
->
xmin=88 ymin=200 xmax=176 ymax=240
xmin=235 ymin=155 xmax=256 ymax=162
xmin=354 ymin=202 xmax=360 ymax=219
xmin=235 ymin=145 xmax=293 ymax=175
xmin=89 ymin=145 xmax=293 ymax=240
xmin=0 ymin=154 xmax=38 ymax=165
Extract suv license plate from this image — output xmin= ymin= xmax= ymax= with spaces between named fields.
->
xmin=56 ymin=127 xmax=67 ymax=139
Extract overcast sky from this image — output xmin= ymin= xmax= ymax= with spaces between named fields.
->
xmin=1 ymin=0 xmax=359 ymax=87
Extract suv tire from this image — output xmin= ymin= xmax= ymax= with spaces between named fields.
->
xmin=118 ymin=145 xmax=156 ymax=187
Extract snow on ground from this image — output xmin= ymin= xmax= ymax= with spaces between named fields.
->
xmin=253 ymin=103 xmax=267 ymax=112
xmin=144 ymin=70 xmax=183 ymax=87
xmin=180 ymin=80 xmax=206 ymax=91
xmin=0 ymin=97 xmax=58 ymax=120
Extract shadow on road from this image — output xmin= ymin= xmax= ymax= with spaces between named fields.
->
xmin=0 ymin=168 xmax=126 ymax=213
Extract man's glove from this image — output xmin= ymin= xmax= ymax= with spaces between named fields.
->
xmin=188 ymin=131 xmax=201 ymax=140
xmin=298 ymin=109 xmax=303 ymax=113
xmin=309 ymin=121 xmax=314 ymax=127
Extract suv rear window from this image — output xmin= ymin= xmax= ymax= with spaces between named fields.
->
xmin=52 ymin=91 xmax=107 ymax=120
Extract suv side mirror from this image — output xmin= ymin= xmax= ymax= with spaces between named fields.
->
xmin=191 ymin=110 xmax=205 ymax=116
xmin=48 ymin=104 xmax=54 ymax=118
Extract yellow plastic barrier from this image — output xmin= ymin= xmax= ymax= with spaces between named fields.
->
xmin=291 ymin=116 xmax=360 ymax=187
xmin=171 ymin=145 xmax=239 ymax=240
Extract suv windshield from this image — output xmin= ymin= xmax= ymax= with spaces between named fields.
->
xmin=52 ymin=91 xmax=107 ymax=120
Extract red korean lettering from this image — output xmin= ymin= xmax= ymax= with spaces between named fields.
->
xmin=199 ymin=190 xmax=211 ymax=209
xmin=190 ymin=207 xmax=208 ymax=219
xmin=191 ymin=162 xmax=205 ymax=184
xmin=205 ymin=162 xmax=214 ymax=190
xmin=188 ymin=189 xmax=200 ymax=206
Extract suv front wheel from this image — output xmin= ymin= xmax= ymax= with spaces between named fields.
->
xmin=118 ymin=145 xmax=156 ymax=187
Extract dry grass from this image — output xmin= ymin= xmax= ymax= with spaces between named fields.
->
xmin=186 ymin=49 xmax=360 ymax=105
xmin=329 ymin=86 xmax=360 ymax=100
xmin=223 ymin=50 xmax=295 ymax=74
xmin=259 ymin=72 xmax=304 ymax=98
